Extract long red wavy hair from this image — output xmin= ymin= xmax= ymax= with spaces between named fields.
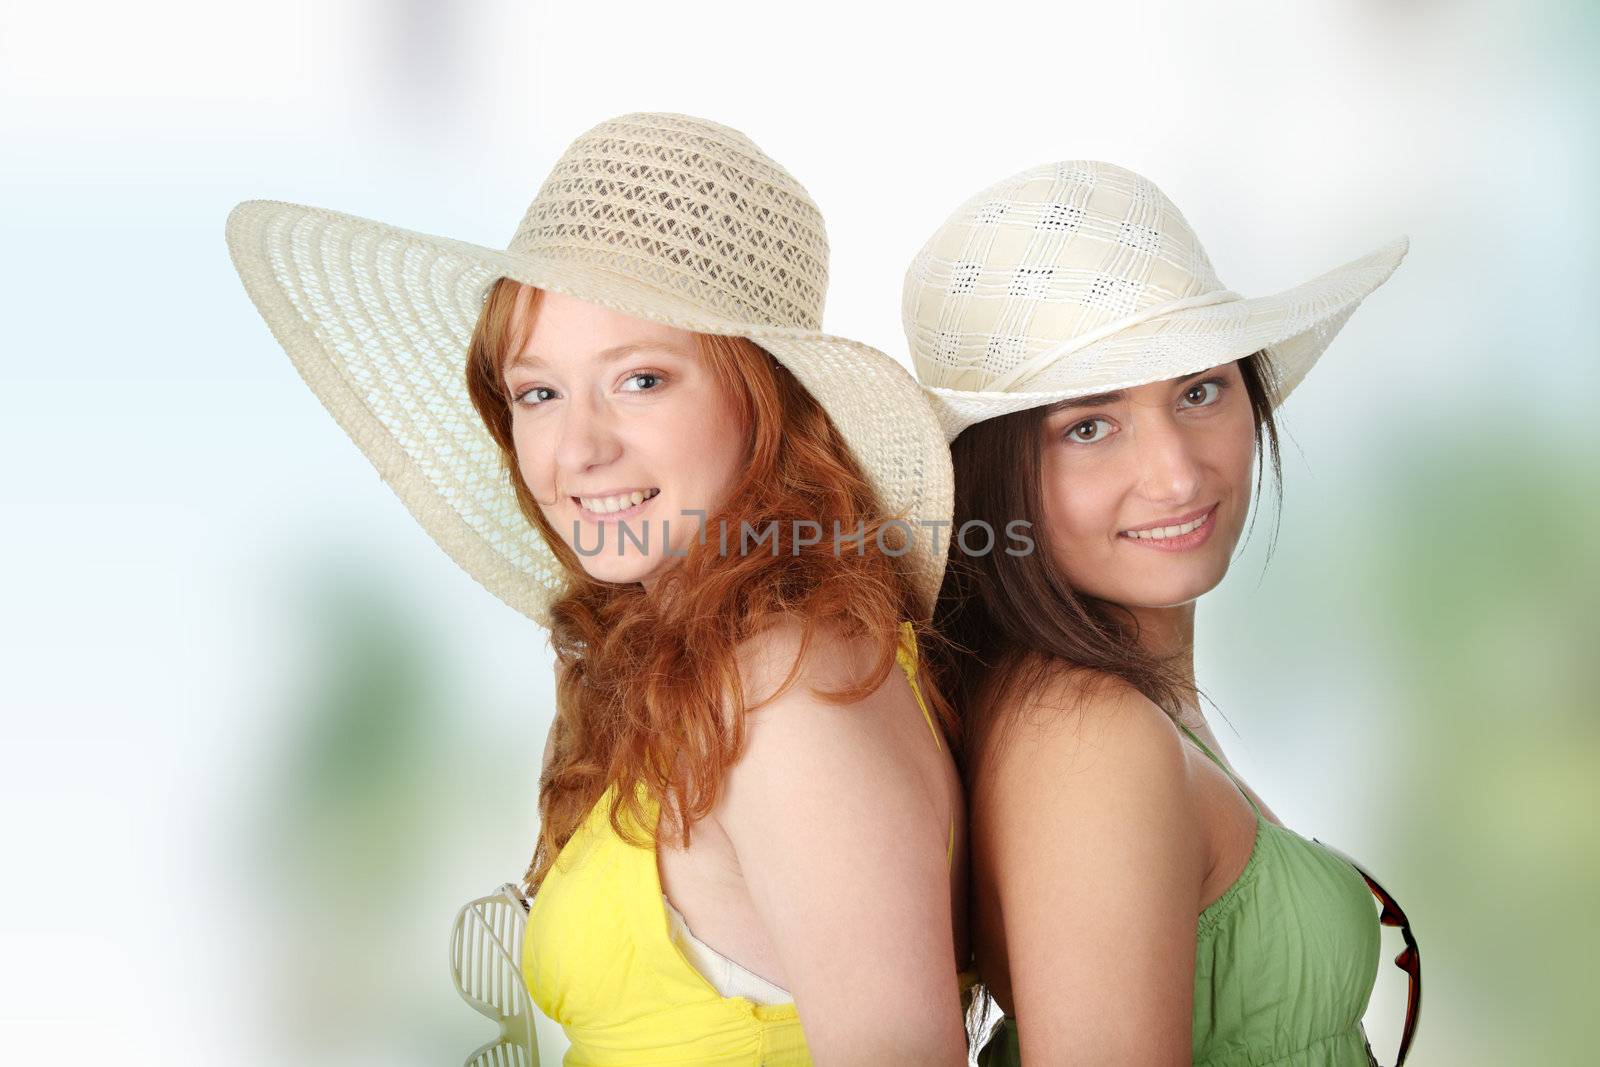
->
xmin=464 ymin=279 xmax=958 ymax=893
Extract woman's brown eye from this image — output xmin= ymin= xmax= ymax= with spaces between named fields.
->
xmin=1181 ymin=381 xmax=1223 ymax=408
xmin=1067 ymin=417 xmax=1110 ymax=443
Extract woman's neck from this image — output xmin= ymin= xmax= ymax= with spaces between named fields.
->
xmin=1124 ymin=600 xmax=1204 ymax=727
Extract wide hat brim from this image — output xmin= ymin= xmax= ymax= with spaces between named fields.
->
xmin=225 ymin=198 xmax=953 ymax=628
xmin=924 ymin=236 xmax=1409 ymax=442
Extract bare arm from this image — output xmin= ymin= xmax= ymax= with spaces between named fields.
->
xmin=984 ymin=672 xmax=1206 ymax=1064
xmin=716 ymin=621 xmax=965 ymax=1067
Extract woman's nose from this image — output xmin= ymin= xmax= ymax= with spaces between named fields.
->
xmin=1131 ymin=415 xmax=1203 ymax=505
xmin=552 ymin=394 xmax=623 ymax=476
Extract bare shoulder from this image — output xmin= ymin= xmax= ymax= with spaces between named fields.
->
xmin=720 ymin=615 xmax=912 ymax=782
xmin=983 ymin=658 xmax=1192 ymax=800
xmin=974 ymin=658 xmax=1204 ymax=894
xmin=729 ymin=614 xmax=880 ymax=713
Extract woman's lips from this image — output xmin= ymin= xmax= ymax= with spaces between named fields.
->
xmin=1117 ymin=503 xmax=1218 ymax=552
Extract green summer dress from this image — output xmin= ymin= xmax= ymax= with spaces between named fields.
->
xmin=976 ymin=723 xmax=1383 ymax=1066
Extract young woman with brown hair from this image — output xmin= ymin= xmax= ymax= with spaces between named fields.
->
xmin=902 ymin=160 xmax=1418 ymax=1065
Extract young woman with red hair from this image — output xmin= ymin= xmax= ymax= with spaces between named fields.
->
xmin=226 ymin=112 xmax=977 ymax=1065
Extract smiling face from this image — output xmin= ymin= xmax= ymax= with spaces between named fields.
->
xmin=1036 ymin=362 xmax=1259 ymax=610
xmin=501 ymin=288 xmax=748 ymax=589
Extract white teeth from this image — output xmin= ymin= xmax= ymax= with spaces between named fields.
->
xmin=578 ymin=488 xmax=659 ymax=514
xmin=1125 ymin=510 xmax=1210 ymax=540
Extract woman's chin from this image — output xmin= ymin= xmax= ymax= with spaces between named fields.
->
xmin=1121 ymin=567 xmax=1231 ymax=609
xmin=1076 ymin=555 xmax=1234 ymax=611
xmin=573 ymin=554 xmax=670 ymax=587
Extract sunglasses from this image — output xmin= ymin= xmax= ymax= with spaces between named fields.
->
xmin=449 ymin=882 xmax=540 ymax=1067
xmin=1313 ymin=840 xmax=1421 ymax=1067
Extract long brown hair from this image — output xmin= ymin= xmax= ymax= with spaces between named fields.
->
xmin=930 ymin=352 xmax=1285 ymax=778
xmin=463 ymin=279 xmax=958 ymax=894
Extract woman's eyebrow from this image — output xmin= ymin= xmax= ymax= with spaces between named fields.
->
xmin=1044 ymin=369 xmax=1215 ymax=414
xmin=1047 ymin=389 xmax=1126 ymax=414
xmin=505 ymin=341 xmax=686 ymax=373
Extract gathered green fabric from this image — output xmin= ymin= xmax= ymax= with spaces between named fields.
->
xmin=977 ymin=724 xmax=1381 ymax=1066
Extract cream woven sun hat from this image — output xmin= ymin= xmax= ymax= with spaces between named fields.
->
xmin=902 ymin=160 xmax=1409 ymax=442
xmin=225 ymin=112 xmax=952 ymax=629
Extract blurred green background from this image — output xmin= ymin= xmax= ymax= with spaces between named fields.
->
xmin=2 ymin=0 xmax=1594 ymax=1063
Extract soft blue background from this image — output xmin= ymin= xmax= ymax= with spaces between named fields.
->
xmin=2 ymin=1 xmax=1594 ymax=1063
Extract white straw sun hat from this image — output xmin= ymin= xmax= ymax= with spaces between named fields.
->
xmin=225 ymin=112 xmax=952 ymax=629
xmin=902 ymin=160 xmax=1408 ymax=442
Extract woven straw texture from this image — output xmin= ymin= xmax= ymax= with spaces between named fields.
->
xmin=901 ymin=161 xmax=1408 ymax=441
xmin=225 ymin=113 xmax=952 ymax=629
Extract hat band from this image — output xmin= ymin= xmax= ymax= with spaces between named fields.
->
xmin=985 ymin=287 xmax=1244 ymax=393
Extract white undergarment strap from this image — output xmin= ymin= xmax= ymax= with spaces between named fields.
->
xmin=663 ymin=893 xmax=794 ymax=1006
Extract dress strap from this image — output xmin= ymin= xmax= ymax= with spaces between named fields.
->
xmin=897 ymin=621 xmax=957 ymax=874
xmin=1176 ymin=722 xmax=1263 ymax=819
xmin=896 ymin=620 xmax=943 ymax=753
